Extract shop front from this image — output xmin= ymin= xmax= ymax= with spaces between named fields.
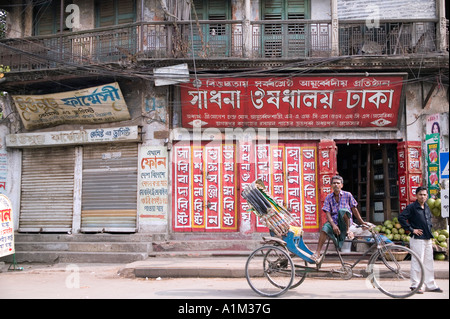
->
xmin=4 ymin=82 xmax=144 ymax=233
xmin=172 ymin=73 xmax=420 ymax=234
xmin=6 ymin=126 xmax=142 ymax=233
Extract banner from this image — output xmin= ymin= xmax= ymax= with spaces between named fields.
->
xmin=0 ymin=194 xmax=14 ymax=258
xmin=180 ymin=75 xmax=405 ymax=128
xmin=12 ymin=82 xmax=130 ymax=130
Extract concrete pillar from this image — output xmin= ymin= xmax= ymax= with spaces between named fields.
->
xmin=331 ymin=0 xmax=339 ymax=56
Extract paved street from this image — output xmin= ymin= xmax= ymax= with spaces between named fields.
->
xmin=0 ymin=263 xmax=448 ymax=300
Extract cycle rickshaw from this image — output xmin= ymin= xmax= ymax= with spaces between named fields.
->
xmin=241 ymin=180 xmax=425 ymax=298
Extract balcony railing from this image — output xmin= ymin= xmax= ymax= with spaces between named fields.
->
xmin=0 ymin=18 xmax=443 ymax=73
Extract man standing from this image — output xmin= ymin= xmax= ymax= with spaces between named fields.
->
xmin=311 ymin=175 xmax=367 ymax=263
xmin=398 ymin=186 xmax=443 ymax=293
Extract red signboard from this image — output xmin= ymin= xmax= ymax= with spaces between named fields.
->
xmin=397 ymin=141 xmax=422 ymax=209
xmin=180 ymin=75 xmax=405 ymax=128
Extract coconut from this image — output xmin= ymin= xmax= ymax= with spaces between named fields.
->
xmin=438 ymin=241 xmax=448 ymax=248
xmin=435 ymin=253 xmax=446 ymax=261
xmin=434 ymin=198 xmax=441 ymax=208
xmin=439 ymin=230 xmax=449 ymax=238
xmin=432 ymin=207 xmax=441 ymax=217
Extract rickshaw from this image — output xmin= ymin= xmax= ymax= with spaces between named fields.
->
xmin=241 ymin=180 xmax=425 ymax=298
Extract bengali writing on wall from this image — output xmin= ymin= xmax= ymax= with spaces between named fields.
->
xmin=173 ymin=142 xmax=238 ymax=232
xmin=180 ymin=75 xmax=405 ymax=128
xmin=0 ymin=195 xmax=14 ymax=258
xmin=173 ymin=141 xmax=320 ymax=233
xmin=139 ymin=146 xmax=169 ymax=224
xmin=397 ymin=141 xmax=422 ymax=211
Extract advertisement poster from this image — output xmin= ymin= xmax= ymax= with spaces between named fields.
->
xmin=426 ymin=133 xmax=440 ymax=198
xmin=139 ymin=146 xmax=168 ymax=225
xmin=0 ymin=194 xmax=14 ymax=258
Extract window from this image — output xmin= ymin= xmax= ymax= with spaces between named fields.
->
xmin=33 ymin=0 xmax=73 ymax=35
xmin=261 ymin=0 xmax=310 ymax=57
xmin=95 ymin=0 xmax=136 ymax=28
xmin=191 ymin=0 xmax=230 ymax=57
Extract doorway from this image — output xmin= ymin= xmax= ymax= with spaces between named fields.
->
xmin=336 ymin=143 xmax=399 ymax=223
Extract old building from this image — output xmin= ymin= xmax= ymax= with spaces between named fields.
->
xmin=0 ymin=0 xmax=448 ymax=262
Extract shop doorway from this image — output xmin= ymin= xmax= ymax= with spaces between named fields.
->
xmin=336 ymin=143 xmax=399 ymax=223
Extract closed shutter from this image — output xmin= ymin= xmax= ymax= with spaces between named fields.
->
xmin=19 ymin=147 xmax=76 ymax=232
xmin=81 ymin=143 xmax=138 ymax=232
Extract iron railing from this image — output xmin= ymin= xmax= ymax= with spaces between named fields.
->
xmin=0 ymin=19 xmax=443 ymax=72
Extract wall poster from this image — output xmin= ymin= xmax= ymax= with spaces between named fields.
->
xmin=0 ymin=194 xmax=14 ymax=258
xmin=139 ymin=146 xmax=169 ymax=225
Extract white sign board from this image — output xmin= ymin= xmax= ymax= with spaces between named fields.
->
xmin=138 ymin=146 xmax=168 ymax=225
xmin=6 ymin=126 xmax=141 ymax=148
xmin=0 ymin=194 xmax=14 ymax=257
xmin=441 ymin=187 xmax=449 ymax=218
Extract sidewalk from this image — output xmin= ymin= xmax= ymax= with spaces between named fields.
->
xmin=119 ymin=256 xmax=449 ymax=280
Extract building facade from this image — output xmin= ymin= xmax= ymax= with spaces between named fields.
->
xmin=0 ymin=1 xmax=448 ymax=246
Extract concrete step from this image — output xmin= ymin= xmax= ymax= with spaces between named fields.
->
xmin=1 ymin=233 xmax=155 ymax=264
xmin=151 ymin=237 xmax=321 ymax=255
xmin=8 ymin=251 xmax=148 ymax=264
xmin=15 ymin=242 xmax=151 ymax=253
xmin=152 ymin=239 xmax=262 ymax=253
xmin=13 ymin=233 xmax=159 ymax=243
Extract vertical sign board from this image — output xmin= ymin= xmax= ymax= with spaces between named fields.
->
xmin=139 ymin=146 xmax=169 ymax=226
xmin=238 ymin=141 xmax=256 ymax=234
xmin=0 ymin=194 xmax=14 ymax=258
xmin=426 ymin=133 xmax=440 ymax=198
xmin=285 ymin=144 xmax=302 ymax=227
xmin=440 ymin=152 xmax=449 ymax=218
xmin=301 ymin=146 xmax=319 ymax=232
xmin=397 ymin=141 xmax=422 ymax=211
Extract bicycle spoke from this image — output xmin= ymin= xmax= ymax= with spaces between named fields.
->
xmin=368 ymin=245 xmax=424 ymax=298
xmin=245 ymin=246 xmax=294 ymax=297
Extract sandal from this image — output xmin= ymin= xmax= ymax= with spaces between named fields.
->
xmin=310 ymin=253 xmax=323 ymax=264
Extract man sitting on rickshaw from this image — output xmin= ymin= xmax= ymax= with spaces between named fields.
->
xmin=311 ymin=175 xmax=368 ymax=264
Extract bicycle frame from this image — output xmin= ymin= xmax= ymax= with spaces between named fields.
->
xmin=268 ymin=227 xmax=392 ymax=278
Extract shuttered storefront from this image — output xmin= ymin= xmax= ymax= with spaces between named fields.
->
xmin=81 ymin=143 xmax=138 ymax=232
xmin=19 ymin=147 xmax=76 ymax=232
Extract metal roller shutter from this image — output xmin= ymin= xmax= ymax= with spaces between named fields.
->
xmin=19 ymin=147 xmax=76 ymax=232
xmin=81 ymin=143 xmax=138 ymax=232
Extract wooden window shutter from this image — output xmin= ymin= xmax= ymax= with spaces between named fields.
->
xmin=34 ymin=0 xmax=73 ymax=35
xmin=96 ymin=0 xmax=135 ymax=27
